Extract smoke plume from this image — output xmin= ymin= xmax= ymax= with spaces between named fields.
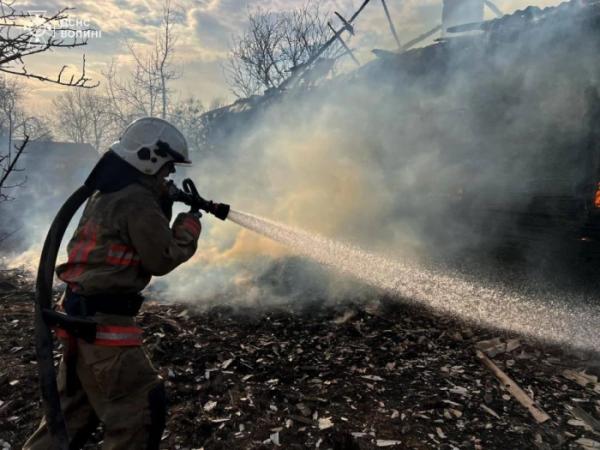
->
xmin=159 ymin=2 xmax=600 ymax=312
xmin=3 ymin=2 xmax=600 ymax=345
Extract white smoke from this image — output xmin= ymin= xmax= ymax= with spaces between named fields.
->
xmin=159 ymin=2 xmax=600 ymax=317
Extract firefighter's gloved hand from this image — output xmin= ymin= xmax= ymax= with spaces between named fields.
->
xmin=173 ymin=212 xmax=201 ymax=242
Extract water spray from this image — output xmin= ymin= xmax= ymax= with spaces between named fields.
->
xmin=33 ymin=154 xmax=598 ymax=449
xmin=227 ymin=210 xmax=600 ymax=353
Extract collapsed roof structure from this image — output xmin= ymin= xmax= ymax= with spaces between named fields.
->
xmin=203 ymin=0 xmax=598 ymax=137
xmin=200 ymin=0 xmax=600 ymax=260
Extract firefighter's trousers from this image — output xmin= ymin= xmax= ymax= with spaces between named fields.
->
xmin=23 ymin=314 xmax=165 ymax=450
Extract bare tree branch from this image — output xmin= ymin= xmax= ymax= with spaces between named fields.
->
xmin=52 ymin=88 xmax=114 ymax=152
xmin=0 ymin=74 xmax=51 ymax=207
xmin=169 ymin=95 xmax=207 ymax=153
xmin=0 ymin=134 xmax=28 ymax=202
xmin=0 ymin=54 xmax=97 ymax=88
xmin=108 ymin=0 xmax=180 ymax=118
xmin=0 ymin=4 xmax=98 ymax=88
xmin=226 ymin=1 xmax=335 ymax=98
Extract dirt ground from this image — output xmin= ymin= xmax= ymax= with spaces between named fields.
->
xmin=1 ymin=268 xmax=600 ymax=449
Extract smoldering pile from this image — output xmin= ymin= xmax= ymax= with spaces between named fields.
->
xmin=2 ymin=269 xmax=600 ymax=450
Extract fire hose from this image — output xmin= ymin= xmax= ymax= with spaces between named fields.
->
xmin=34 ymin=150 xmax=229 ymax=449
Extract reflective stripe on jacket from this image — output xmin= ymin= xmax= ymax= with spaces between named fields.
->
xmin=56 ymin=176 xmax=199 ymax=296
xmin=55 ymin=325 xmax=143 ymax=346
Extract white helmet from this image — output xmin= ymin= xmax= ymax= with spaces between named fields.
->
xmin=109 ymin=117 xmax=191 ymax=175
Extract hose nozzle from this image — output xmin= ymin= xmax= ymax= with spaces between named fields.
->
xmin=203 ymin=200 xmax=230 ymax=221
xmin=167 ymin=178 xmax=230 ymax=221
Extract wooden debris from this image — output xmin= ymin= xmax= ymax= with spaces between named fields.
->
xmin=564 ymin=370 xmax=600 ymax=393
xmin=376 ymin=439 xmax=402 ymax=447
xmin=203 ymin=400 xmax=217 ymax=412
xmin=380 ymin=0 xmax=401 ymax=49
xmin=476 ymin=338 xmax=521 ymax=357
xmin=269 ymin=431 xmax=280 ymax=446
xmin=318 ymin=417 xmax=334 ymax=430
xmin=567 ymin=404 xmax=600 ymax=435
xmin=327 ymin=22 xmax=360 ymax=67
xmin=3 ymin=266 xmax=600 ymax=449
xmin=481 ymin=403 xmax=501 ymax=419
xmin=332 ymin=309 xmax=356 ymax=324
xmin=476 ymin=350 xmax=550 ymax=423
xmin=577 ymin=437 xmax=600 ymax=449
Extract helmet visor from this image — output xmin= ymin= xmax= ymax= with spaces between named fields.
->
xmin=165 ymin=147 xmax=191 ymax=165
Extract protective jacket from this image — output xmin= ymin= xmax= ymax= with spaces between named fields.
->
xmin=56 ymin=175 xmax=200 ymax=296
xmin=25 ymin=174 xmax=201 ymax=450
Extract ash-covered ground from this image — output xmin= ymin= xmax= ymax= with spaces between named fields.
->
xmin=1 ymin=268 xmax=600 ymax=450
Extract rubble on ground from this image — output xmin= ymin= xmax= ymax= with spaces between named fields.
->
xmin=1 ymin=268 xmax=599 ymax=449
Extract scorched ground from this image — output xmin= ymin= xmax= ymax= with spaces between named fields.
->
xmin=1 ymin=268 xmax=599 ymax=449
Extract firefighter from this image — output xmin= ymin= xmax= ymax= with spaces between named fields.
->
xmin=24 ymin=117 xmax=201 ymax=450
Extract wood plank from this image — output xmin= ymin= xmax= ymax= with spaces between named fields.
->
xmin=476 ymin=350 xmax=550 ymax=423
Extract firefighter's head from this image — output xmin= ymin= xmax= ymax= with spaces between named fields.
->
xmin=109 ymin=117 xmax=190 ymax=177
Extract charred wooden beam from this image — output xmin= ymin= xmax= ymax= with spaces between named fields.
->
xmin=485 ymin=0 xmax=503 ymax=18
xmin=334 ymin=11 xmax=355 ymax=35
xmin=402 ymin=25 xmax=442 ymax=51
xmin=381 ymin=0 xmax=402 ymax=49
xmin=279 ymin=0 xmax=371 ymax=90
xmin=327 ymin=22 xmax=360 ymax=66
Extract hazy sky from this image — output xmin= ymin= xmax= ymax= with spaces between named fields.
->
xmin=17 ymin=0 xmax=562 ymax=110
